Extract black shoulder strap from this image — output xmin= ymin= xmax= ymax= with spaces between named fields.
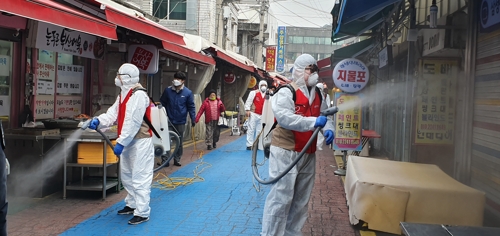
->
xmin=131 ymin=87 xmax=161 ymax=139
xmin=275 ymin=83 xmax=296 ymax=102
xmin=315 ymin=86 xmax=323 ymax=104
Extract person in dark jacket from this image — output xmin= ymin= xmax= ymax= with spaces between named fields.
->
xmin=194 ymin=89 xmax=226 ymax=150
xmin=0 ymin=122 xmax=7 ymax=236
xmin=160 ymin=71 xmax=196 ymax=166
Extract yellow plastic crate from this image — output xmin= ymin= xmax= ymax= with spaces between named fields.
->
xmin=77 ymin=140 xmax=119 ymax=164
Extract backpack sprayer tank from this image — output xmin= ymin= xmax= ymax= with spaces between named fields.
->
xmin=150 ymin=105 xmax=170 ymax=157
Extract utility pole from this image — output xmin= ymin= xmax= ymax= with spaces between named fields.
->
xmin=255 ymin=0 xmax=268 ymax=68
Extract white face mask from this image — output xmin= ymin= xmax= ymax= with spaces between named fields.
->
xmin=114 ymin=77 xmax=122 ymax=87
xmin=307 ymin=73 xmax=319 ymax=87
xmin=172 ymin=79 xmax=182 ymax=87
xmin=260 ymin=86 xmax=267 ymax=93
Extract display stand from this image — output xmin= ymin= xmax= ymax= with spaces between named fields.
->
xmin=62 ymin=131 xmax=120 ymax=200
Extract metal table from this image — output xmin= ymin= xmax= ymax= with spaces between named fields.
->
xmin=62 ymin=130 xmax=120 ymax=200
xmin=401 ymin=222 xmax=500 ymax=236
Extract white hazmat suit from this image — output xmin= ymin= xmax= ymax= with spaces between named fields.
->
xmin=261 ymin=54 xmax=334 ymax=236
xmin=96 ymin=63 xmax=154 ymax=219
xmin=245 ymin=80 xmax=268 ymax=148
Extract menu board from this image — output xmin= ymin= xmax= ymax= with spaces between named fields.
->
xmin=55 ymin=95 xmax=82 ymax=118
xmin=34 ymin=94 xmax=55 ymax=119
xmin=415 ymin=59 xmax=457 ymax=144
xmin=36 ymin=62 xmax=55 ymax=95
xmin=333 ymin=93 xmax=363 ymax=151
xmin=57 ymin=64 xmax=83 ymax=94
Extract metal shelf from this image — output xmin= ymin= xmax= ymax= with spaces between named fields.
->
xmin=66 ymin=163 xmax=117 ymax=168
xmin=66 ymin=179 xmax=118 ymax=191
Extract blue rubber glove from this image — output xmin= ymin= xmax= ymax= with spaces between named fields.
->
xmin=113 ymin=143 xmax=124 ymax=156
xmin=314 ymin=116 xmax=327 ymax=128
xmin=88 ymin=118 xmax=100 ymax=130
xmin=324 ymin=130 xmax=334 ymax=145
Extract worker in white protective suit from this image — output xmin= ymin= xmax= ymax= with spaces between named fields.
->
xmin=88 ymin=63 xmax=154 ymax=225
xmin=261 ymin=54 xmax=335 ymax=236
xmin=244 ymin=80 xmax=268 ymax=150
xmin=315 ymin=82 xmax=331 ymax=151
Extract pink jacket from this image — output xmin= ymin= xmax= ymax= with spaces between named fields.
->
xmin=195 ymin=97 xmax=226 ymax=124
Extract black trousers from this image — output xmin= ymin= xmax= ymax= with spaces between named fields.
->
xmin=170 ymin=124 xmax=186 ymax=163
xmin=0 ymin=148 xmax=7 ymax=236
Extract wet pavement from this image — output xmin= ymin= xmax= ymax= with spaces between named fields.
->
xmin=7 ymin=130 xmax=359 ymax=236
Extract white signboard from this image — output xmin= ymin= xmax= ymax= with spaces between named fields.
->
xmin=332 ymin=58 xmax=369 ymax=93
xmin=378 ymin=47 xmax=388 ymax=69
xmin=128 ymin=45 xmax=158 ymax=74
xmin=480 ymin=0 xmax=500 ymax=31
xmin=34 ymin=95 xmax=55 ymax=120
xmin=36 ymin=62 xmax=55 ymax=95
xmin=36 ymin=22 xmax=106 ymax=60
xmin=57 ymin=64 xmax=83 ymax=94
xmin=422 ymin=29 xmax=445 ymax=56
xmin=0 ymin=95 xmax=10 ymax=116
xmin=0 ymin=55 xmax=10 ymax=76
xmin=55 ymin=95 xmax=82 ymax=118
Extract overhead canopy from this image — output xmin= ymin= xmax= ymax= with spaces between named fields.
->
xmin=208 ymin=47 xmax=256 ymax=73
xmin=0 ymin=0 xmax=117 ymax=40
xmin=333 ymin=37 xmax=376 ymax=60
xmin=331 ymin=0 xmax=401 ymax=41
xmin=100 ymin=2 xmax=185 ymax=45
xmin=161 ymin=41 xmax=215 ymax=66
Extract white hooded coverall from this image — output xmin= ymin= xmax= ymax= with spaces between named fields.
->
xmin=261 ymin=54 xmax=334 ymax=236
xmin=245 ymin=80 xmax=268 ymax=147
xmin=97 ymin=63 xmax=154 ymax=218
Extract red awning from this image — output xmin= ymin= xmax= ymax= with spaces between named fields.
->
xmin=161 ymin=41 xmax=215 ymax=66
xmin=209 ymin=48 xmax=255 ymax=73
xmin=0 ymin=0 xmax=117 ymax=40
xmin=103 ymin=5 xmax=185 ymax=45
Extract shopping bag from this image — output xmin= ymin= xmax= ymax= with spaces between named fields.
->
xmin=218 ymin=116 xmax=229 ymax=128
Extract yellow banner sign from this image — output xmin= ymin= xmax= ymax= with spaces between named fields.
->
xmin=415 ymin=59 xmax=457 ymax=144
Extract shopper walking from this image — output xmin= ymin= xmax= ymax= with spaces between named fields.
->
xmin=194 ymin=89 xmax=226 ymax=150
xmin=160 ymin=71 xmax=196 ymax=166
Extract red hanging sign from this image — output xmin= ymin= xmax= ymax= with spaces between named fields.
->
xmin=265 ymin=47 xmax=276 ymax=71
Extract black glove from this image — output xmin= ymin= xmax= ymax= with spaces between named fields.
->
xmin=192 ymin=122 xmax=196 ymax=127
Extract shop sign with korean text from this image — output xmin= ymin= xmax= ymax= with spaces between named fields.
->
xmin=276 ymin=26 xmax=286 ymax=73
xmin=36 ymin=62 xmax=55 ymax=95
xmin=55 ymin=95 xmax=82 ymax=118
xmin=34 ymin=94 xmax=55 ymax=120
xmin=0 ymin=55 xmax=9 ymax=77
xmin=333 ymin=93 xmax=362 ymax=151
xmin=480 ymin=0 xmax=500 ymax=32
xmin=35 ymin=22 xmax=106 ymax=60
xmin=57 ymin=64 xmax=83 ymax=94
xmin=415 ymin=59 xmax=457 ymax=145
xmin=333 ymin=58 xmax=369 ymax=93
xmin=265 ymin=47 xmax=276 ymax=71
xmin=128 ymin=45 xmax=159 ymax=74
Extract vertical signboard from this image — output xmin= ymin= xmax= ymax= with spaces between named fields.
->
xmin=265 ymin=47 xmax=276 ymax=71
xmin=276 ymin=26 xmax=286 ymax=73
xmin=333 ymin=93 xmax=362 ymax=151
xmin=415 ymin=59 xmax=457 ymax=144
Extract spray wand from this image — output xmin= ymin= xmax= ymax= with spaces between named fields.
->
xmin=252 ymin=106 xmax=339 ymax=185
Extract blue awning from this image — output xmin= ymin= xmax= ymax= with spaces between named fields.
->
xmin=332 ymin=0 xmax=402 ymax=40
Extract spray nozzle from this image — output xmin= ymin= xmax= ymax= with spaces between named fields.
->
xmin=320 ymin=106 xmax=339 ymax=116
xmin=80 ymin=119 xmax=92 ymax=130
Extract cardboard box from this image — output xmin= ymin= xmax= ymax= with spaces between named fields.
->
xmin=77 ymin=141 xmax=118 ymax=164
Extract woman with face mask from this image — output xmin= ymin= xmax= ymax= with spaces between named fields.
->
xmin=194 ymin=89 xmax=226 ymax=150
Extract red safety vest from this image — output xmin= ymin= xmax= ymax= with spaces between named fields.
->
xmin=292 ymin=89 xmax=321 ymax=154
xmin=253 ymin=91 xmax=265 ymax=115
xmin=118 ymin=89 xmax=152 ymax=137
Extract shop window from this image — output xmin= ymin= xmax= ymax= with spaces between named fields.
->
xmin=153 ymin=0 xmax=187 ymax=20
xmin=304 ymin=37 xmax=315 ymax=45
xmin=0 ymin=40 xmax=12 ymax=122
